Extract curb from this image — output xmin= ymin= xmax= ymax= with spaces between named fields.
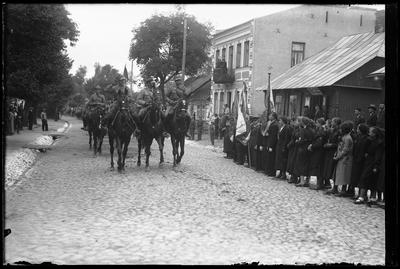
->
xmin=5 ymin=119 xmax=70 ymax=190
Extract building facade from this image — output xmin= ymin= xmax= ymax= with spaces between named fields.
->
xmin=210 ymin=4 xmax=378 ymax=117
xmin=270 ymin=32 xmax=384 ymax=121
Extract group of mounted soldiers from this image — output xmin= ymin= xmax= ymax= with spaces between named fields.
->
xmin=81 ymin=73 xmax=191 ymax=137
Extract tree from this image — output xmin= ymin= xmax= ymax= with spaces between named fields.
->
xmin=129 ymin=10 xmax=213 ymax=99
xmin=5 ymin=4 xmax=79 ymax=113
xmin=83 ymin=64 xmax=123 ymax=101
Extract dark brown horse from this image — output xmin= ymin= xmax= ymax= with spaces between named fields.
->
xmin=165 ymin=99 xmax=190 ymax=166
xmin=108 ymin=97 xmax=137 ymax=172
xmin=87 ymin=105 xmax=107 ymax=156
xmin=136 ymin=101 xmax=165 ymax=171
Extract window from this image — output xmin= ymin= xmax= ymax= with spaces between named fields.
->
xmin=214 ymin=92 xmax=218 ymax=113
xmin=221 ymin=48 xmax=226 ymax=62
xmin=325 ymin=11 xmax=328 ymax=23
xmin=360 ymin=15 xmax=363 ymax=26
xmin=243 ymin=41 xmax=250 ymax=67
xmin=236 ymin=43 xmax=242 ymax=68
xmin=227 ymin=91 xmax=232 ymax=109
xmin=289 ymin=94 xmax=299 ymax=117
xmin=219 ymin=92 xmax=224 ymax=114
xmin=228 ymin=46 xmax=234 ymax=70
xmin=215 ymin=49 xmax=220 ymax=62
xmin=291 ymin=42 xmax=305 ymax=67
xmin=275 ymin=95 xmax=283 ymax=115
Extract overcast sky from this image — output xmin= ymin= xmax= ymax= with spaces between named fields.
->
xmin=65 ymin=4 xmax=384 ymax=82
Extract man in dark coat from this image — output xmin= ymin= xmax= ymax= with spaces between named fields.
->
xmin=349 ymin=123 xmax=370 ymax=199
xmin=214 ymin=114 xmax=220 ymax=140
xmin=353 ymin=108 xmax=365 ymax=134
xmin=324 ymin=117 xmax=342 ymax=194
xmin=302 ymin=105 xmax=311 ymax=118
xmin=275 ymin=116 xmax=292 ymax=180
xmin=287 ymin=120 xmax=300 ymax=183
xmin=308 ymin=118 xmax=327 ymax=189
xmin=248 ymin=119 xmax=260 ymax=170
xmin=376 ymin=104 xmax=385 ymax=129
xmin=313 ymin=105 xmax=325 ymax=121
xmin=28 ymin=107 xmax=34 ymax=130
xmin=366 ymin=104 xmax=377 ymax=127
xmin=264 ymin=112 xmax=279 ymax=176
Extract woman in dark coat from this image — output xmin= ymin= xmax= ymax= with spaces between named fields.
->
xmin=349 ymin=123 xmax=370 ymax=199
xmin=294 ymin=117 xmax=316 ymax=187
xmin=275 ymin=116 xmax=293 ymax=180
xmin=249 ymin=119 xmax=261 ymax=170
xmin=376 ymin=130 xmax=385 ymax=207
xmin=264 ymin=112 xmax=279 ymax=176
xmin=354 ymin=127 xmax=385 ymax=204
xmin=323 ymin=117 xmax=342 ymax=194
xmin=222 ymin=114 xmax=235 ymax=159
xmin=255 ymin=124 xmax=264 ymax=171
xmin=308 ymin=118 xmax=327 ymax=190
xmin=259 ymin=110 xmax=269 ymax=173
xmin=286 ymin=117 xmax=301 ymax=183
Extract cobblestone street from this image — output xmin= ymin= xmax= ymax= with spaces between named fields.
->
xmin=4 ymin=117 xmax=385 ymax=265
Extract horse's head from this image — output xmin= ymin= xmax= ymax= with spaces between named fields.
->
xmin=174 ymin=99 xmax=188 ymax=119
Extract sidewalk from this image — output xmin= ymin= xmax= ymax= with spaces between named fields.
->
xmin=5 ymin=117 xmax=68 ymax=156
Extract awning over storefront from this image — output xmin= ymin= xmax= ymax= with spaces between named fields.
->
xmin=267 ymin=32 xmax=385 ymax=90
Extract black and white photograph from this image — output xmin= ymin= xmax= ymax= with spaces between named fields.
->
xmin=3 ymin=3 xmax=396 ymax=265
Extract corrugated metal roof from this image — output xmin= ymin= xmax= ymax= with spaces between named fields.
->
xmin=269 ymin=32 xmax=385 ymax=90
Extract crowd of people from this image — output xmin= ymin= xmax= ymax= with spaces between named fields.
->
xmin=219 ymin=103 xmax=386 ymax=208
xmin=6 ymin=98 xmax=63 ymax=135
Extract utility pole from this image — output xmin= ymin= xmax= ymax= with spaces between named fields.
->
xmin=130 ymin=60 xmax=134 ymax=91
xmin=267 ymin=72 xmax=271 ymax=114
xmin=181 ymin=15 xmax=187 ymax=81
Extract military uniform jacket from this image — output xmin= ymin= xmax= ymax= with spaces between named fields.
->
xmin=136 ymin=88 xmax=153 ymax=107
xmin=166 ymin=86 xmax=185 ymax=105
xmin=366 ymin=112 xmax=377 ymax=127
xmin=88 ymin=93 xmax=106 ymax=104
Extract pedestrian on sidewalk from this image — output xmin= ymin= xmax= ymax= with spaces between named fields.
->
xmin=40 ymin=108 xmax=48 ymax=131
xmin=28 ymin=107 xmax=34 ymax=130
xmin=209 ymin=114 xmax=216 ymax=146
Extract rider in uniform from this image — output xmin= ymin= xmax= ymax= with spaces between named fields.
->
xmin=82 ymin=85 xmax=106 ymax=130
xmin=102 ymin=76 xmax=131 ymax=127
xmin=164 ymin=73 xmax=191 ymax=134
xmin=136 ymin=76 xmax=155 ymax=120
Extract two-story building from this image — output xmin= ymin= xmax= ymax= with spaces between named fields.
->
xmin=210 ymin=4 xmax=378 ymax=117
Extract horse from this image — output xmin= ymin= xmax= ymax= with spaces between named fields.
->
xmin=86 ymin=105 xmax=107 ymax=156
xmin=137 ymin=101 xmax=165 ymax=170
xmin=108 ymin=97 xmax=137 ymax=172
xmin=165 ymin=99 xmax=190 ymax=166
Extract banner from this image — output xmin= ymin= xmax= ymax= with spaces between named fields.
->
xmin=123 ymin=65 xmax=129 ymax=80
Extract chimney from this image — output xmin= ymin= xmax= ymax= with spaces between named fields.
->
xmin=375 ymin=10 xmax=385 ymax=33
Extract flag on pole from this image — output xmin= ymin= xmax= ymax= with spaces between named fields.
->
xmin=123 ymin=65 xmax=129 ymax=80
xmin=268 ymin=79 xmax=275 ymax=113
xmin=235 ymin=90 xmax=246 ymax=137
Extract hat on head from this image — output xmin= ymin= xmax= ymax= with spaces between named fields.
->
xmin=368 ymin=104 xmax=377 ymax=110
xmin=95 ymin=85 xmax=101 ymax=90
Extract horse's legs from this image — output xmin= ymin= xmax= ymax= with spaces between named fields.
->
xmin=137 ymin=135 xmax=142 ymax=167
xmin=145 ymin=138 xmax=152 ymax=169
xmin=93 ymin=131 xmax=98 ymax=156
xmin=122 ymin=137 xmax=131 ymax=170
xmin=116 ymin=137 xmax=123 ymax=171
xmin=89 ymin=130 xmax=92 ymax=149
xmin=170 ymin=135 xmax=177 ymax=166
xmin=177 ymin=136 xmax=185 ymax=164
xmin=156 ymin=137 xmax=164 ymax=165
xmin=109 ymin=132 xmax=114 ymax=170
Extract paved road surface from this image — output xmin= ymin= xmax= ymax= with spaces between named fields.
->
xmin=4 ymin=116 xmax=385 ymax=265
